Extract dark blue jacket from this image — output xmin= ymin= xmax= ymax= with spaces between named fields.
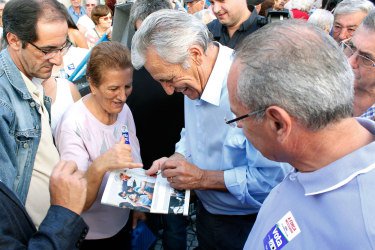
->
xmin=0 ymin=181 xmax=88 ymax=249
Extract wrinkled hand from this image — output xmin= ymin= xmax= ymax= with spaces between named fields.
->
xmin=49 ymin=161 xmax=87 ymax=215
xmin=94 ymin=136 xmax=143 ymax=173
xmin=161 ymin=159 xmax=205 ymax=190
xmin=132 ymin=211 xmax=147 ymax=229
xmin=146 ymin=157 xmax=169 ymax=176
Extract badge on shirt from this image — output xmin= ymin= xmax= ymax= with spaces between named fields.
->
xmin=67 ymin=63 xmax=75 ymax=70
xmin=263 ymin=211 xmax=301 ymax=250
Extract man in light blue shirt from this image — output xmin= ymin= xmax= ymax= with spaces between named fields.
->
xmin=227 ymin=20 xmax=375 ymax=249
xmin=68 ymin=0 xmax=86 ymax=24
xmin=131 ymin=10 xmax=290 ymax=249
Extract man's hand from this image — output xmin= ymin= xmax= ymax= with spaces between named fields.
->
xmin=146 ymin=153 xmax=185 ymax=176
xmin=146 ymin=157 xmax=169 ymax=176
xmin=161 ymin=159 xmax=206 ymax=190
xmin=49 ymin=161 xmax=87 ymax=215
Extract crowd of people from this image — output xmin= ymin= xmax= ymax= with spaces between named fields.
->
xmin=0 ymin=0 xmax=374 ymax=249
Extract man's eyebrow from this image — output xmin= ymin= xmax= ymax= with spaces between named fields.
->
xmin=358 ymin=50 xmax=375 ymax=60
xmin=38 ymin=40 xmax=68 ymax=50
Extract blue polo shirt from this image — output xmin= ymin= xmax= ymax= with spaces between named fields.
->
xmin=244 ymin=117 xmax=375 ymax=249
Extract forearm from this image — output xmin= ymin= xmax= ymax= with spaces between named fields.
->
xmin=198 ymin=170 xmax=227 ymax=191
xmin=83 ymin=161 xmax=106 ymax=211
xmin=29 ymin=206 xmax=88 ymax=249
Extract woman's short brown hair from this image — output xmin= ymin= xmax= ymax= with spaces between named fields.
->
xmin=86 ymin=41 xmax=133 ymax=87
xmin=91 ymin=4 xmax=113 ymax=25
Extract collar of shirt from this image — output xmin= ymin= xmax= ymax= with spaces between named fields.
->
xmin=69 ymin=5 xmax=85 ymax=16
xmin=295 ymin=118 xmax=375 ymax=196
xmin=199 ymin=42 xmax=234 ymax=106
xmin=360 ymin=104 xmax=375 ymax=121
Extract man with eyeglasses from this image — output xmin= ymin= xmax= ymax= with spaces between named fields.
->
xmin=0 ymin=0 xmax=89 ymax=248
xmin=228 ymin=20 xmax=375 ymax=249
xmin=342 ymin=10 xmax=375 ymax=120
xmin=132 ymin=10 xmax=291 ymax=249
xmin=332 ymin=0 xmax=373 ymax=43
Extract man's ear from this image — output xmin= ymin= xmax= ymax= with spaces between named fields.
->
xmin=188 ymin=45 xmax=204 ymax=66
xmin=6 ymin=33 xmax=22 ymax=51
xmin=265 ymin=106 xmax=292 ymax=143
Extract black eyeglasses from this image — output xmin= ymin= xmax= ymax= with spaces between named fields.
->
xmin=28 ymin=40 xmax=72 ymax=59
xmin=225 ymin=109 xmax=265 ymax=127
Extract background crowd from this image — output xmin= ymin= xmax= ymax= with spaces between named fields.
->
xmin=0 ymin=0 xmax=374 ymax=249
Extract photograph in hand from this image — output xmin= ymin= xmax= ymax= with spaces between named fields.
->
xmin=101 ymin=168 xmax=190 ymax=215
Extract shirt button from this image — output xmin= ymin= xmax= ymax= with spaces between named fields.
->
xmin=289 ymin=173 xmax=297 ymax=181
xmin=30 ymin=102 xmax=36 ymax=108
xmin=35 ymin=125 xmax=40 ymax=129
xmin=23 ymin=143 xmax=29 ymax=149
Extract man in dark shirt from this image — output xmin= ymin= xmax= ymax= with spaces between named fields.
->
xmin=207 ymin=0 xmax=265 ymax=49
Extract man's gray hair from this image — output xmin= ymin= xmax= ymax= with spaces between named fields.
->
xmin=131 ymin=9 xmax=212 ymax=69
xmin=333 ymin=0 xmax=374 ymax=17
xmin=361 ymin=9 xmax=375 ymax=31
xmin=129 ymin=0 xmax=172 ymax=27
xmin=234 ymin=20 xmax=354 ymax=131
xmin=308 ymin=9 xmax=334 ymax=31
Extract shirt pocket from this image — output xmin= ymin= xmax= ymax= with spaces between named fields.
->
xmin=14 ymin=131 xmax=37 ymax=186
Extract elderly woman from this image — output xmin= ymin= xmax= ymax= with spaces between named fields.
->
xmin=55 ymin=41 xmax=143 ymax=249
xmin=85 ymin=4 xmax=112 ymax=48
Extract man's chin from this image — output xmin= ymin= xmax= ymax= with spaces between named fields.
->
xmin=35 ymin=72 xmax=53 ymax=80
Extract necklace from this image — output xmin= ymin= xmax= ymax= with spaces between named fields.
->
xmin=94 ymin=27 xmax=103 ymax=38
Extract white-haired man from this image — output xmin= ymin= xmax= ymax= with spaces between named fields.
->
xmin=333 ymin=0 xmax=374 ymax=43
xmin=131 ymin=9 xmax=290 ymax=249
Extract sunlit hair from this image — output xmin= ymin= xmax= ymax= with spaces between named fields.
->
xmin=131 ymin=9 xmax=212 ymax=70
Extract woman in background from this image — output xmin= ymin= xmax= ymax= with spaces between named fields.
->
xmin=85 ymin=5 xmax=113 ymax=48
xmin=55 ymin=41 xmax=143 ymax=249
